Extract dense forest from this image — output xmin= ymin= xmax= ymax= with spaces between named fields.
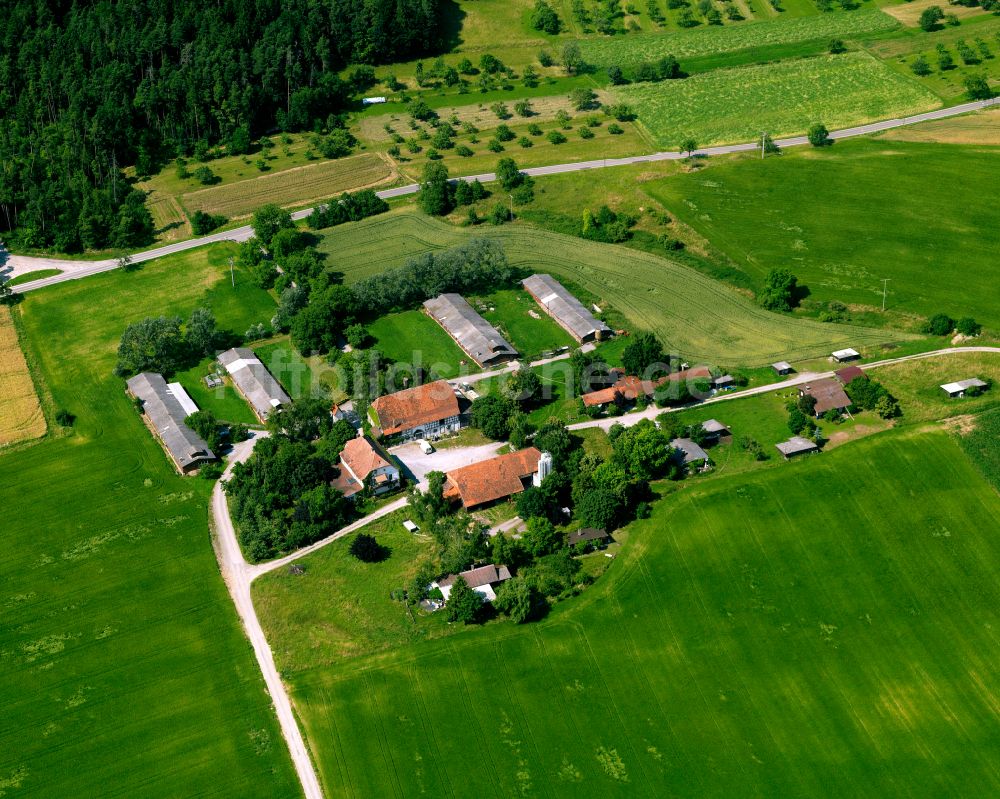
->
xmin=0 ymin=0 xmax=446 ymax=251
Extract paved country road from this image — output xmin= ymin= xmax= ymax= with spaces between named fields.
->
xmin=6 ymin=98 xmax=997 ymax=293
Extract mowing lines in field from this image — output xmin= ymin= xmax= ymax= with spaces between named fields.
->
xmin=409 ymin=662 xmax=459 ymax=799
xmin=181 ymin=153 xmax=394 ymax=219
xmin=0 ymin=306 xmax=45 ymax=446
xmin=617 ymin=52 xmax=940 ymax=148
xmin=579 ymin=11 xmax=899 ymax=66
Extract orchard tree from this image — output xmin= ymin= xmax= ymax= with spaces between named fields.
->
xmin=417 ymin=162 xmax=454 ymax=216
xmin=530 ymin=0 xmax=561 ymax=33
xmin=680 ymin=137 xmax=698 ymax=158
xmin=919 ymin=5 xmax=944 ymax=31
xmin=349 ymin=532 xmax=388 ymax=562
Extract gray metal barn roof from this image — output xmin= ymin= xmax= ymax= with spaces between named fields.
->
xmin=423 ymin=294 xmax=518 ymax=366
xmin=522 ymin=274 xmax=611 ymax=342
xmin=218 ymin=347 xmax=291 ymax=420
xmin=671 ymin=438 xmax=710 ymax=464
xmin=126 ymin=373 xmax=215 ymax=470
xmin=775 ymin=436 xmax=819 ymax=457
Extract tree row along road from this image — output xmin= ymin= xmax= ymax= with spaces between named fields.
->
xmin=7 ymin=98 xmax=997 ymax=293
xmin=212 ymin=345 xmax=997 ymax=799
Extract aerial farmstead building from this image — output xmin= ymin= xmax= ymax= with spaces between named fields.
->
xmin=775 ymin=436 xmax=820 ymax=459
xmin=369 ymin=380 xmax=461 ymax=442
xmin=940 ymin=378 xmax=988 ymax=398
xmin=799 ymin=378 xmax=852 ymax=417
xmin=331 ymin=436 xmax=400 ymax=499
xmin=443 ymin=447 xmax=544 ymax=509
xmin=581 ymin=365 xmax=713 ymax=408
xmin=435 ymin=564 xmax=512 ymax=602
xmin=423 ymin=293 xmax=518 ymax=367
xmin=126 ymin=373 xmax=215 ymax=474
xmin=217 ymin=347 xmax=291 ymax=422
xmin=521 ymin=273 xmax=611 ymax=343
xmin=831 ymin=348 xmax=861 ymax=363
xmin=834 ymin=365 xmax=866 ymax=385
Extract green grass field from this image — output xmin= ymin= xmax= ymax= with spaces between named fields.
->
xmin=473 ymin=288 xmax=576 ymax=358
xmin=647 ymin=139 xmax=1000 ymax=328
xmin=271 ymin=426 xmax=1000 ymax=797
xmin=368 ymin=310 xmax=470 ymax=378
xmin=618 ymin=51 xmax=939 ymax=147
xmin=0 ymin=246 xmax=298 ymax=796
xmin=581 ymin=9 xmax=900 ymax=66
xmin=6 ymin=269 xmax=62 ymax=287
xmin=314 ymin=209 xmax=903 ymax=365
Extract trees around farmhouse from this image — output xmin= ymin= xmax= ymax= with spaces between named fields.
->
xmin=493 ymin=577 xmax=538 ymax=623
xmin=186 ymin=307 xmax=219 ymax=359
xmin=115 ymin=316 xmax=186 ymax=376
xmin=622 ymin=331 xmax=666 ymax=376
xmin=470 ymin=394 xmax=516 ymax=439
xmin=446 ymin=576 xmax=483 ymax=623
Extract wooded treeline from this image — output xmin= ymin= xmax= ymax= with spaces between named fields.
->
xmin=0 ymin=0 xmax=446 ymax=251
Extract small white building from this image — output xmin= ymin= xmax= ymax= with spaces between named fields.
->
xmin=831 ymin=348 xmax=861 ymax=363
xmin=940 ymin=378 xmax=987 ymax=398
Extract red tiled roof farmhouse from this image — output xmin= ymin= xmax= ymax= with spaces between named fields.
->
xmin=370 ymin=380 xmax=460 ymax=436
xmin=443 ymin=447 xmax=541 ymax=508
xmin=341 ymin=436 xmax=391 ymax=480
xmin=581 ymin=365 xmax=712 ymax=407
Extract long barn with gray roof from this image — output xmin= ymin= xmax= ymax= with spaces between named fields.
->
xmin=218 ymin=347 xmax=291 ymax=421
xmin=126 ymin=372 xmax=215 ymax=473
xmin=423 ymin=293 xmax=518 ymax=367
xmin=522 ymin=273 xmax=611 ymax=343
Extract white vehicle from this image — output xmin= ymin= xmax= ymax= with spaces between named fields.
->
xmin=417 ymin=438 xmax=434 ymax=455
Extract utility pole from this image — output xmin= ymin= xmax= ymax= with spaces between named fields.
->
xmin=229 ymin=256 xmax=235 ymax=288
xmin=761 ymin=131 xmax=766 ymax=160
xmin=508 ymin=194 xmax=514 ymax=222
xmin=881 ymin=278 xmax=891 ymax=312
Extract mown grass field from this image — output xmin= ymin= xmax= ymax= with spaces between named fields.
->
xmin=280 ymin=426 xmax=1000 ymax=797
xmin=315 ymin=209 xmax=903 ymax=365
xmin=180 ymin=153 xmax=395 ymax=219
xmin=580 ymin=9 xmax=900 ymax=66
xmin=0 ymin=306 xmax=46 ymax=446
xmin=474 ymin=288 xmax=576 ymax=358
xmin=254 ymin=511 xmax=444 ymax=672
xmin=880 ymin=107 xmax=1000 ymax=145
xmin=875 ymin=351 xmax=1000 ymax=422
xmin=618 ymin=51 xmax=939 ymax=147
xmin=7 ymin=268 xmax=62 ymax=287
xmin=368 ymin=310 xmax=470 ymax=378
xmin=0 ymin=246 xmax=299 ymax=797
xmin=647 ymin=139 xmax=1000 ymax=327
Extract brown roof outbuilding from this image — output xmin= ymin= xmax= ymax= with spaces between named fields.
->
xmin=443 ymin=447 xmax=541 ymax=508
xmin=801 ymin=378 xmax=851 ymax=415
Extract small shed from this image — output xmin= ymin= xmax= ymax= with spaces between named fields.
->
xmin=567 ymin=528 xmax=610 ymax=548
xmin=831 ymin=348 xmax=861 ymax=363
xmin=701 ymin=419 xmax=731 ymax=442
xmin=671 ymin=438 xmax=710 ymax=466
xmin=940 ymin=378 xmax=987 ymax=398
xmin=712 ymin=374 xmax=735 ymax=390
xmin=775 ymin=436 xmax=819 ymax=459
xmin=772 ymin=361 xmax=794 ymax=376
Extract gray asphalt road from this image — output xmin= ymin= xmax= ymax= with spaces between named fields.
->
xmin=9 ymin=98 xmax=997 ymax=293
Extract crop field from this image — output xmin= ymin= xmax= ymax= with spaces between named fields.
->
xmin=180 ymin=153 xmax=395 ymax=219
xmin=0 ymin=306 xmax=46 ymax=446
xmin=874 ymin=351 xmax=1000 ymax=423
xmin=315 ymin=209 xmax=902 ymax=365
xmin=618 ymin=52 xmax=939 ymax=147
xmin=0 ymin=246 xmax=298 ymax=797
xmin=580 ymin=10 xmax=899 ymax=66
xmin=883 ymin=0 xmax=990 ymax=27
xmin=880 ymin=108 xmax=1000 ymax=145
xmin=146 ymin=191 xmax=191 ymax=241
xmin=647 ymin=139 xmax=1000 ymax=327
xmin=281 ymin=427 xmax=1000 ymax=798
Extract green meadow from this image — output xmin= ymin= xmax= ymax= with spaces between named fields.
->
xmin=618 ymin=52 xmax=939 ymax=148
xmin=647 ymin=139 xmax=1000 ymax=327
xmin=273 ymin=426 xmax=1000 ymax=798
xmin=0 ymin=246 xmax=299 ymax=797
xmin=315 ymin=209 xmax=903 ymax=366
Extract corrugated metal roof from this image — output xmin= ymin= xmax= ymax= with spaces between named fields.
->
xmin=941 ymin=378 xmax=987 ymax=393
xmin=671 ymin=438 xmax=709 ymax=464
xmin=126 ymin=373 xmax=215 ymax=470
xmin=775 ymin=436 xmax=818 ymax=456
xmin=522 ymin=274 xmax=611 ymax=342
xmin=423 ymin=294 xmax=518 ymax=367
xmin=166 ymin=382 xmax=199 ymax=417
xmin=218 ymin=347 xmax=291 ymax=420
